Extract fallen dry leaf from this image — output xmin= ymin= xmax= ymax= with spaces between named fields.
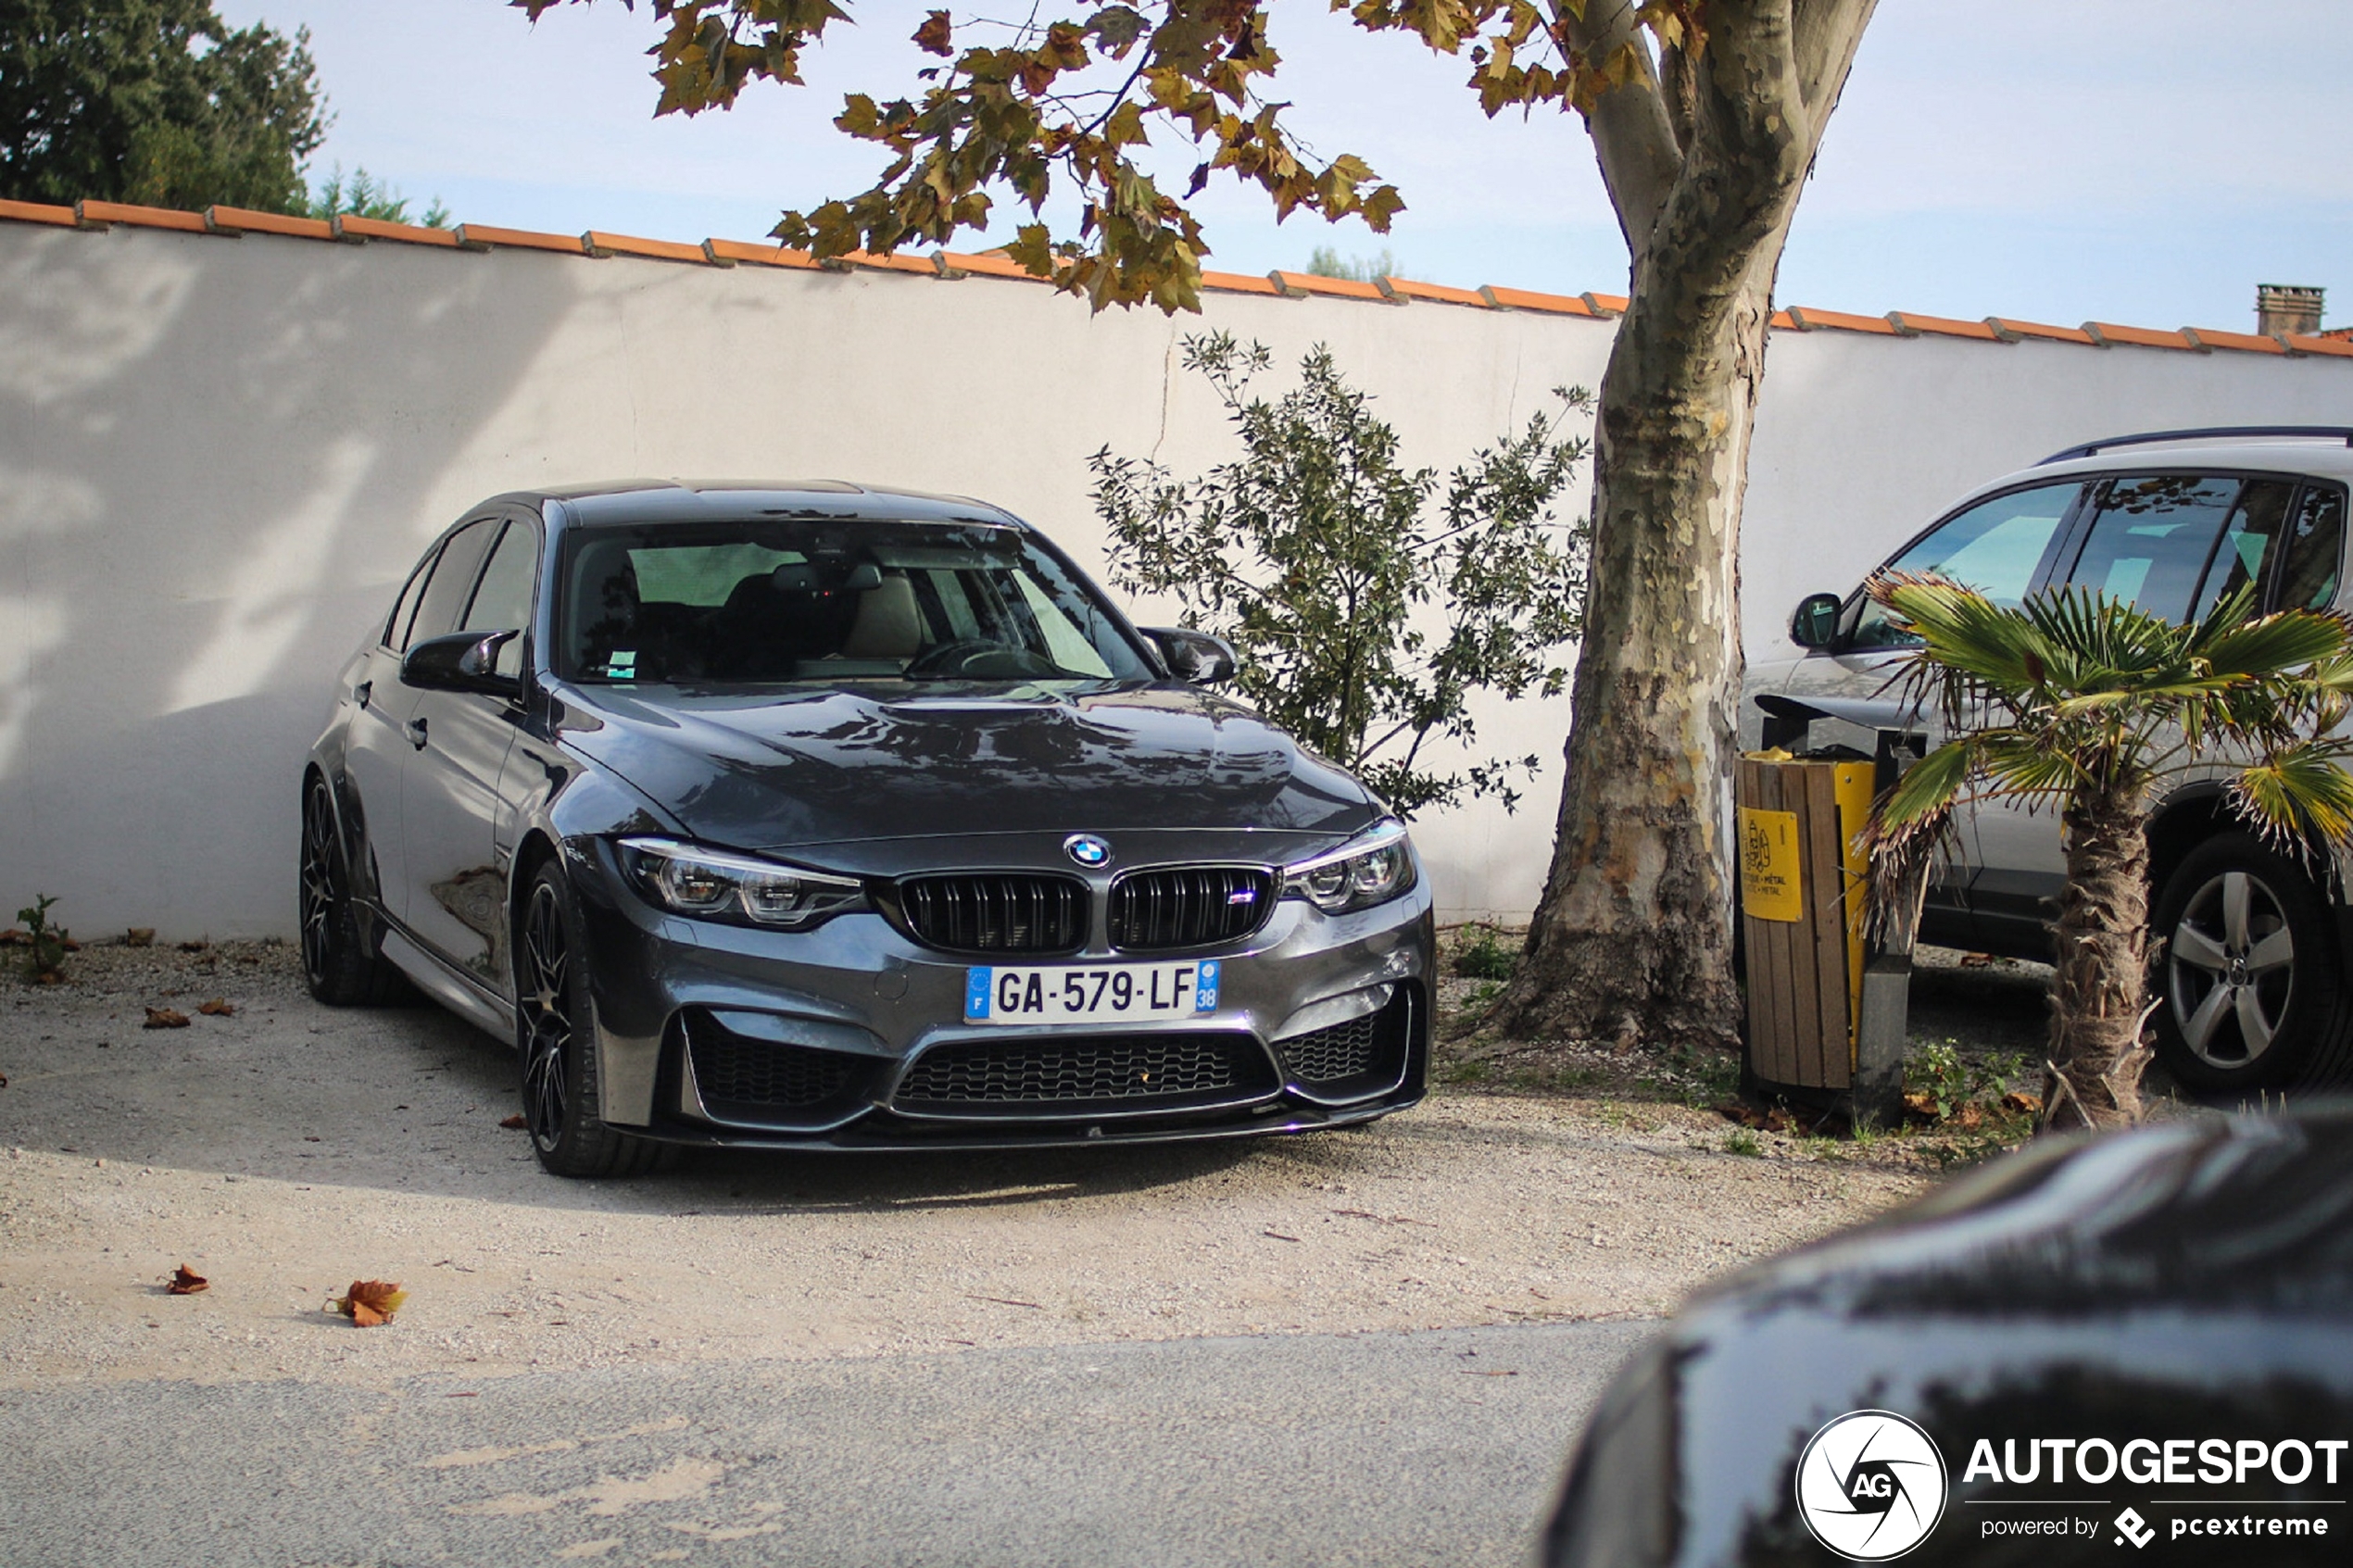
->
xmin=330 ymin=1279 xmax=408 ymax=1327
xmin=497 ymin=1113 xmax=526 ymax=1130
xmin=177 ymin=939 xmax=209 ymax=953
xmin=122 ymin=928 xmax=155 ymax=947
xmin=166 ymin=1264 xmax=208 ymax=1295
xmin=143 ymin=1007 xmax=190 ymax=1029
xmin=0 ymin=928 xmax=25 ymax=946
xmin=2003 ymin=1089 xmax=2044 ymax=1115
xmin=1958 ymin=951 xmax=2001 ymax=968
xmin=1902 ymin=1091 xmax=1941 ymax=1123
xmin=196 ymin=997 xmax=235 ymax=1017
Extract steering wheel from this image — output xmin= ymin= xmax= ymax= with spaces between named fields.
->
xmin=903 ymin=640 xmax=1059 ymax=679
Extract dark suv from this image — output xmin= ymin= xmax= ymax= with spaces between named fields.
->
xmin=1746 ymin=429 xmax=2353 ymax=1092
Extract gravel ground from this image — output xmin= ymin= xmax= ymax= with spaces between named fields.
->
xmin=0 ymin=940 xmax=1934 ymax=1390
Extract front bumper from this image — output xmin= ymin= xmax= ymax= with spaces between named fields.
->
xmin=564 ymin=836 xmax=1434 ymax=1149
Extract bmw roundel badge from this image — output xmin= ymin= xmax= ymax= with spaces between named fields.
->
xmin=1064 ymin=834 xmax=1113 ymax=869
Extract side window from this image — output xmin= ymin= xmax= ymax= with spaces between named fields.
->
xmin=2065 ymin=476 xmax=2241 ymax=622
xmin=1847 ymin=482 xmax=2082 ymax=649
xmin=462 ymin=519 xmax=540 ymax=677
xmin=383 ymin=556 xmax=434 ymax=651
xmin=405 ymin=518 xmax=497 ymax=648
xmin=2188 ymin=481 xmax=2297 ymax=623
xmin=2274 ymin=486 xmax=2346 ymax=612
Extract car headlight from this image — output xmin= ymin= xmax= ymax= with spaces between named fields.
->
xmin=1281 ymin=820 xmax=1416 ymax=914
xmin=619 ymin=837 xmax=867 ymax=929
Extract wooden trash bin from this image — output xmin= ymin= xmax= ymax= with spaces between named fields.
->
xmin=1737 ymin=753 xmax=1902 ymax=1122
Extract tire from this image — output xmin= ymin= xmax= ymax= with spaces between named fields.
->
xmin=2150 ymin=832 xmax=2353 ymax=1094
xmin=298 ymin=772 xmax=410 ymax=1007
xmin=516 ymin=861 xmax=667 ymax=1178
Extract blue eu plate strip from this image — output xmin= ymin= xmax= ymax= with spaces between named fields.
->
xmin=1194 ymin=960 xmax=1220 ymax=1013
xmin=964 ymin=968 xmax=992 ymax=1021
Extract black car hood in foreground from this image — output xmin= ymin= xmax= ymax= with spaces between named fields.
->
xmin=1545 ymin=1110 xmax=2353 ymax=1568
xmin=554 ymin=681 xmax=1379 ymax=850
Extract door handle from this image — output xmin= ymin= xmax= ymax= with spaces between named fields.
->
xmin=405 ymin=716 xmax=429 ymax=750
xmin=352 ymin=680 xmax=372 ymax=710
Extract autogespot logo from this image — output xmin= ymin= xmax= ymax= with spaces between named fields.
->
xmin=1796 ymin=1410 xmax=1950 ymax=1562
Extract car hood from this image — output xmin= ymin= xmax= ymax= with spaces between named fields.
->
xmin=552 ymin=681 xmax=1379 ymax=850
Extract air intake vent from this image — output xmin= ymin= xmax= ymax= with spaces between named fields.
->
xmin=1109 ymin=867 xmax=1274 ymax=951
xmin=896 ymin=874 xmax=1088 ymax=955
xmin=686 ymin=1013 xmax=875 ymax=1113
xmin=894 ymin=1034 xmax=1277 ymax=1109
xmin=1277 ymin=989 xmax=1413 ymax=1098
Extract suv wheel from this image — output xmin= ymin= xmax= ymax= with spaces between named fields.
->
xmin=517 ymin=861 xmax=667 ymax=1178
xmin=2151 ymin=833 xmax=2353 ymax=1092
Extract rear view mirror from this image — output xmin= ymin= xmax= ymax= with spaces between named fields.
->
xmin=402 ymin=630 xmax=522 ymax=697
xmin=1790 ymin=593 xmax=1844 ymax=650
xmin=1144 ymin=626 xmax=1239 ymax=684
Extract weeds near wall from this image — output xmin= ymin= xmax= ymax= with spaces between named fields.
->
xmin=8 ymin=894 xmax=72 ymax=984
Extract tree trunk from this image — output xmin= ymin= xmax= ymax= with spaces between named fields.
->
xmin=1492 ymin=7 xmax=1834 ymax=1050
xmin=2041 ymin=785 xmax=2152 ymax=1131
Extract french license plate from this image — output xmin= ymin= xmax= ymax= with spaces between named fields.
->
xmin=964 ymin=961 xmax=1221 ymax=1024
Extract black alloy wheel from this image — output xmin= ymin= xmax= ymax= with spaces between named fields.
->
xmin=2152 ymin=833 xmax=2353 ymax=1092
xmin=297 ymin=773 xmax=405 ymax=1006
xmin=516 ymin=862 xmax=665 ymax=1178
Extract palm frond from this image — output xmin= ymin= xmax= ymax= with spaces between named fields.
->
xmin=2232 ymin=743 xmax=2353 ymax=850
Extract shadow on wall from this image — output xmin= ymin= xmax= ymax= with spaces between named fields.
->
xmin=0 ymin=227 xmax=573 ymax=937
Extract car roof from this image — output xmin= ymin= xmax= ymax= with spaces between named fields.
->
xmin=507 ymin=480 xmax=1029 ymax=531
xmin=1961 ymin=435 xmax=2353 ymax=510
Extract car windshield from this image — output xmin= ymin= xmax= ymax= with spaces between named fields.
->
xmin=559 ymin=518 xmax=1153 ymax=686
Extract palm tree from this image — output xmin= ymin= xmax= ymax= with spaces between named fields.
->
xmin=1864 ymin=573 xmax=2353 ymax=1131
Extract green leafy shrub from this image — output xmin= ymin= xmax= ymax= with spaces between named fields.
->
xmin=1452 ymin=924 xmax=1520 ymax=980
xmin=15 ymin=893 xmax=69 ymax=984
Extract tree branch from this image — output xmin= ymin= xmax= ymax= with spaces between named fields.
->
xmin=1550 ymin=0 xmax=1681 ymax=266
xmin=1788 ymin=0 xmax=1880 ymax=144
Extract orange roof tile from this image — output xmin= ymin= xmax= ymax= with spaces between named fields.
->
xmin=1269 ymin=270 xmax=1387 ymax=302
xmin=1378 ymin=276 xmax=1484 ymax=307
xmin=1 ymin=194 xmax=2346 ymax=368
xmin=1784 ymin=306 xmax=1898 ymax=335
xmin=1885 ymin=311 xmax=2003 ymax=342
xmin=453 ymin=221 xmax=580 ymax=255
xmin=2082 ymin=321 xmax=2196 ymax=351
xmin=0 ymin=197 xmax=78 ymax=227
xmin=77 ymin=199 xmax=207 ymax=233
xmin=1768 ymin=308 xmax=1798 ymax=330
xmin=205 ymin=206 xmax=333 ymax=240
xmin=1480 ymin=284 xmax=1595 ymax=316
xmin=701 ymin=237 xmax=819 ymax=270
xmin=1983 ymin=317 xmax=2097 ymax=346
xmin=333 ymin=214 xmax=459 ymax=247
xmin=939 ymin=249 xmax=1046 ymax=282
xmin=584 ymin=230 xmax=708 ymax=264
xmin=1201 ymin=270 xmax=1281 ymax=296
xmin=2180 ymin=326 xmax=2284 ymax=356
xmin=839 ymin=249 xmax=936 ymax=274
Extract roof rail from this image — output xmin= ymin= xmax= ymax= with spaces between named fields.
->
xmin=2040 ymin=426 xmax=2353 ymax=464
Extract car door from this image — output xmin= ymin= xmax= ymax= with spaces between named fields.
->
xmin=1969 ymin=475 xmax=2298 ymax=947
xmin=396 ymin=511 xmax=528 ymax=991
xmin=344 ymin=521 xmax=497 ymax=918
xmin=1759 ymin=480 xmax=2091 ymax=934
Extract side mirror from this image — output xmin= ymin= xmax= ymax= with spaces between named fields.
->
xmin=402 ymin=630 xmax=522 ymax=697
xmin=1790 ymin=593 xmax=1844 ymax=650
xmin=1144 ymin=626 xmax=1239 ymax=684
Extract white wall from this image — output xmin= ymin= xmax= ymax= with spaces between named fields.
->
xmin=4 ymin=217 xmax=2350 ymax=938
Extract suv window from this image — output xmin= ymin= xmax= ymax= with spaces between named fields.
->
xmin=2066 ymin=476 xmax=2240 ymax=621
xmin=405 ymin=518 xmax=498 ymax=649
xmin=2276 ymin=486 xmax=2347 ymax=611
xmin=1848 ymin=482 xmax=2082 ymax=648
xmin=2186 ymin=480 xmax=2297 ymax=622
xmin=462 ymin=519 xmax=540 ymax=677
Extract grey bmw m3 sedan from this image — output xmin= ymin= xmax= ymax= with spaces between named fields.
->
xmin=302 ymin=481 xmax=1433 ymax=1175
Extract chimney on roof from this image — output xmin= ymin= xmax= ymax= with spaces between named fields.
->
xmin=2256 ymin=284 xmax=2324 ymax=337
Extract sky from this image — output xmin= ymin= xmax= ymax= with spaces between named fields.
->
xmin=213 ymin=0 xmax=2350 ymax=335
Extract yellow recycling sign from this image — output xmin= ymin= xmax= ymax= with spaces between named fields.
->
xmin=1739 ymin=807 xmax=1803 ymax=922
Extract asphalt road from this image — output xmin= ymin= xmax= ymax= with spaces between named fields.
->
xmin=0 ymin=1319 xmax=1650 ymax=1567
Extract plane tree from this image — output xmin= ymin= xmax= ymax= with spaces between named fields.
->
xmin=518 ymin=0 xmax=1881 ymax=1052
